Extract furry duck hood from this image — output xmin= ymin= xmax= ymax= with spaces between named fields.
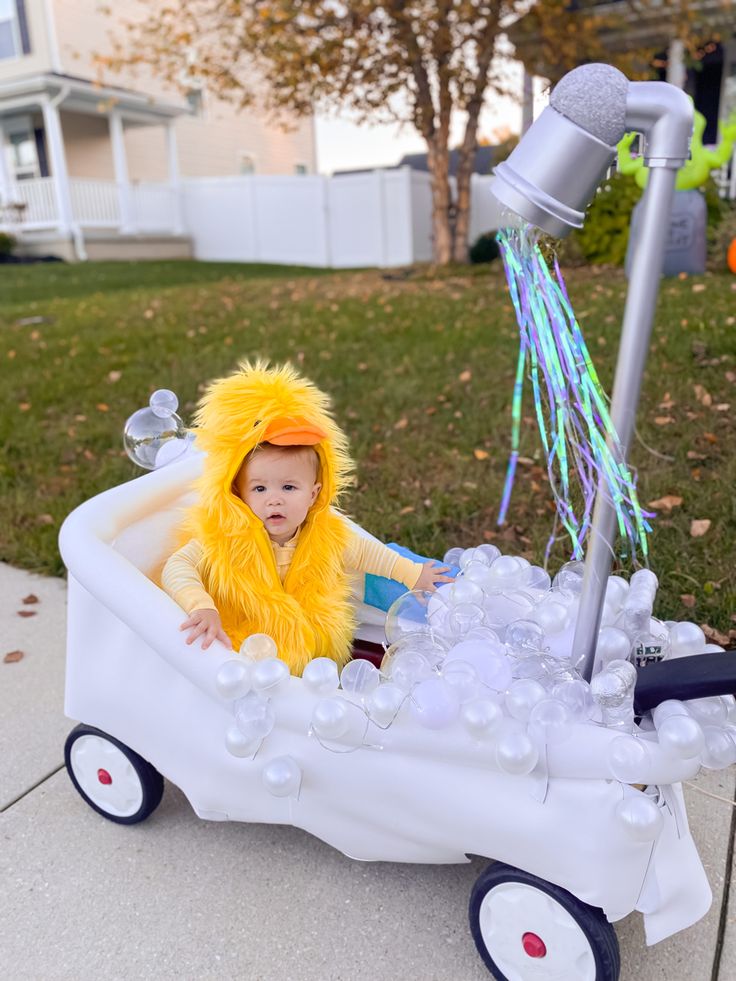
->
xmin=190 ymin=360 xmax=354 ymax=529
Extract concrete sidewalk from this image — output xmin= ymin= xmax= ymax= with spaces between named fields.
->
xmin=1 ymin=560 xmax=735 ymax=980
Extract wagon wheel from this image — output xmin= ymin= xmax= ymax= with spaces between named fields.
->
xmin=64 ymin=724 xmax=164 ymax=825
xmin=469 ymin=862 xmax=620 ymax=980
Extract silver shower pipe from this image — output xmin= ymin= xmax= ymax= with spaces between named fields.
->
xmin=490 ymin=67 xmax=693 ymax=681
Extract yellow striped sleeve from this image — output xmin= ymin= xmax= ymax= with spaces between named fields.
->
xmin=344 ymin=530 xmax=424 ymax=589
xmin=161 ymin=539 xmax=217 ymax=614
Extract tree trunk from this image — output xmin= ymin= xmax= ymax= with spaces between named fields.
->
xmin=452 ymin=153 xmax=475 ymax=264
xmin=426 ymin=138 xmax=452 ymax=264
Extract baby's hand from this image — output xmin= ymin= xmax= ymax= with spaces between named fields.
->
xmin=414 ymin=562 xmax=455 ymax=593
xmin=180 ymin=608 xmax=231 ymax=650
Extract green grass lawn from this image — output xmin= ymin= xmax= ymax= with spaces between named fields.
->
xmin=1 ymin=259 xmax=734 ymax=636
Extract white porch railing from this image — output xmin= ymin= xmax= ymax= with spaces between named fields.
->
xmin=69 ymin=179 xmax=121 ymax=226
xmin=1 ymin=177 xmax=57 ymax=228
xmin=0 ymin=177 xmax=181 ymax=234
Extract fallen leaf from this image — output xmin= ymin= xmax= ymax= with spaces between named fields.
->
xmin=692 ymin=283 xmax=706 ymax=293
xmin=22 ymin=594 xmax=39 ymax=604
xmin=18 ymin=402 xmax=31 ymax=411
xmin=715 ymin=403 xmax=731 ymax=412
xmin=96 ymin=403 xmax=109 ymax=412
xmin=17 ymin=610 xmax=37 ymax=618
xmin=686 ymin=451 xmax=707 ymax=460
xmin=3 ymin=650 xmax=24 ymax=663
xmin=393 ymin=417 xmax=408 ymax=430
xmin=399 ymin=506 xmax=415 ymax=514
xmin=703 ymin=432 xmax=718 ymax=444
xmin=107 ymin=370 xmax=122 ymax=383
xmin=473 ymin=449 xmax=490 ymax=460
xmin=647 ymin=495 xmax=683 ymax=511
xmin=654 ymin=416 xmax=674 ymax=426
xmin=701 ymin=624 xmax=730 ymax=647
xmin=693 ymin=384 xmax=712 ymax=406
xmin=680 ymin=594 xmax=696 ymax=608
xmin=36 ymin=514 xmax=54 ymax=525
xmin=458 ymin=370 xmax=472 ymax=383
xmin=690 ymin=519 xmax=711 ymax=538
xmin=482 ymin=530 xmax=498 ymax=541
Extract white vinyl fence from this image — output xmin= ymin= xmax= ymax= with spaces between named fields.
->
xmin=181 ymin=167 xmax=503 ymax=268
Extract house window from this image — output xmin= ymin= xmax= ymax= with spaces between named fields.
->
xmin=6 ymin=121 xmax=40 ymax=179
xmin=239 ymin=153 xmax=256 ymax=175
xmin=185 ymin=87 xmax=204 ymax=117
xmin=0 ymin=0 xmax=30 ymax=60
xmin=294 ymin=163 xmax=308 ymax=175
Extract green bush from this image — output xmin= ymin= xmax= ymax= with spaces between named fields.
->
xmin=708 ymin=198 xmax=736 ymax=270
xmin=0 ymin=232 xmax=16 ymax=257
xmin=573 ymin=172 xmax=643 ymax=266
xmin=469 ymin=231 xmax=500 ymax=264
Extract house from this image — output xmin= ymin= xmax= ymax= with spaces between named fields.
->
xmin=333 ymin=146 xmax=499 ymax=178
xmin=511 ymin=3 xmax=736 ymax=195
xmin=0 ymin=0 xmax=316 ymax=260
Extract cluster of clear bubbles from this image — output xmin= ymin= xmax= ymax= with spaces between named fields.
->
xmin=213 ymin=547 xmax=736 ymax=834
xmin=123 ymin=389 xmax=195 ymax=470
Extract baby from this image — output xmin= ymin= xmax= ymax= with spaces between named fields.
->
xmin=162 ymin=361 xmax=452 ymax=673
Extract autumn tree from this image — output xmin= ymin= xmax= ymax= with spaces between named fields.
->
xmin=101 ymin=1 xmax=730 ymax=264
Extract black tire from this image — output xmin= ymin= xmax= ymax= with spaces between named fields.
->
xmin=469 ymin=861 xmax=620 ymax=980
xmin=64 ymin=723 xmax=164 ymax=825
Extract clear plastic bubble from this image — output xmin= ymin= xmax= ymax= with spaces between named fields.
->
xmin=443 ymin=547 xmax=464 ymax=566
xmin=595 ymin=627 xmax=631 ymax=671
xmin=445 ymin=639 xmax=511 ymax=691
xmin=215 ymin=659 xmax=252 ymax=700
xmin=382 ymin=631 xmax=446 ymax=671
xmin=615 ymin=794 xmax=664 ymax=842
xmin=476 ymin=544 xmax=501 ymax=565
xmin=605 ymin=575 xmax=629 ymax=611
xmin=462 ymin=698 xmax=505 ymax=739
xmin=495 ymin=727 xmax=539 ymax=775
xmin=311 ymin=698 xmax=350 ymax=740
xmin=552 ymin=560 xmax=585 ymax=599
xmin=262 ymin=756 xmax=301 ymax=798
xmin=509 ymin=653 xmax=552 ymax=685
xmin=528 ymin=698 xmax=572 ymax=745
xmin=234 ymin=691 xmax=275 ymax=741
xmin=505 ymin=678 xmax=546 ymax=721
xmin=250 ymin=657 xmax=290 ymax=695
xmin=551 ymin=679 xmax=594 ymax=721
xmin=446 ymin=602 xmax=486 ymax=640
xmin=340 ymin=658 xmax=381 ymax=696
xmin=530 ymin=599 xmax=569 ymax=636
xmin=459 ymin=548 xmax=480 ymax=570
xmin=302 ymin=657 xmax=340 ymax=694
xmin=703 ymin=727 xmax=736 ymax=769
xmin=123 ymin=389 xmax=192 ymax=470
xmin=366 ymin=682 xmax=406 ymax=727
xmin=483 ymin=590 xmax=535 ymax=628
xmin=656 ymin=714 xmax=705 ymax=759
xmin=440 ymin=659 xmax=480 ymax=703
xmin=485 ymin=555 xmax=527 ymax=591
xmin=385 ymin=590 xmax=434 ymax=646
xmin=607 ymin=734 xmax=649 ymax=782
xmin=506 ymin=619 xmax=547 ymax=653
xmin=240 ymin=633 xmax=278 ymax=661
xmin=437 ymin=579 xmax=485 ymax=608
xmin=669 ymin=621 xmax=707 ymax=659
xmin=524 ymin=566 xmax=552 ymax=591
xmin=410 ymin=678 xmax=460 ymax=729
xmin=685 ymin=696 xmax=729 ymax=728
xmin=387 ymin=650 xmax=434 ymax=692
xmin=224 ymin=723 xmax=261 ymax=758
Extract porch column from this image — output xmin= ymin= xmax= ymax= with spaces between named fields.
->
xmin=0 ymin=122 xmax=13 ymax=206
xmin=521 ymin=69 xmax=534 ymax=135
xmin=41 ymin=99 xmax=74 ymax=234
xmin=667 ymin=38 xmax=687 ymax=90
xmin=109 ymin=110 xmax=135 ymax=232
xmin=165 ymin=120 xmax=184 ymax=234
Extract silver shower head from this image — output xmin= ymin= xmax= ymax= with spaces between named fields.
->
xmin=491 ymin=64 xmax=629 ymax=238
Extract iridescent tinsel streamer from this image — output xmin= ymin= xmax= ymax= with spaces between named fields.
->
xmin=497 ymin=225 xmax=652 ymax=562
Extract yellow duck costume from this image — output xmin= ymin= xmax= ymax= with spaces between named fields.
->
xmin=175 ymin=361 xmax=363 ymax=673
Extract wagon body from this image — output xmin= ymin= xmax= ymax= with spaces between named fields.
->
xmin=60 ymin=454 xmax=712 ymax=946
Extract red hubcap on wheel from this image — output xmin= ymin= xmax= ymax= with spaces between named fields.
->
xmin=97 ymin=768 xmax=112 ymax=785
xmin=522 ymin=932 xmax=547 ymax=958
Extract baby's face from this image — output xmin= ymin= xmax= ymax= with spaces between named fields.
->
xmin=234 ymin=445 xmax=321 ymax=545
